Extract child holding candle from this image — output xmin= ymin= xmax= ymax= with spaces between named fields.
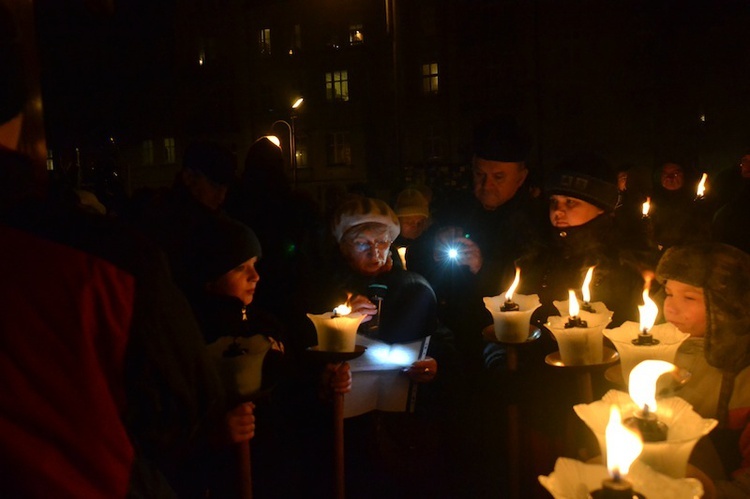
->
xmin=655 ymin=242 xmax=750 ymax=497
xmin=184 ymin=214 xmax=352 ymax=497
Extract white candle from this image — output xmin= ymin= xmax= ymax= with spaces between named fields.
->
xmin=307 ymin=304 xmax=365 ymax=352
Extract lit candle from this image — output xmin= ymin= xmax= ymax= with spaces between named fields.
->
xmin=307 ymin=303 xmax=365 ymax=352
xmin=396 ymin=246 xmax=407 ymax=270
xmin=695 ymin=172 xmax=708 ymax=199
xmin=591 ymin=405 xmax=644 ymax=499
xmin=580 ymin=266 xmax=595 ymax=312
xmin=565 ymin=289 xmax=588 ymax=328
xmin=501 ymin=267 xmax=521 ymax=311
xmin=641 ymin=197 xmax=650 ymax=218
xmin=624 ymin=360 xmax=674 ymax=441
xmin=632 ymin=289 xmax=659 ymax=346
xmin=483 ymin=268 xmax=540 ymax=343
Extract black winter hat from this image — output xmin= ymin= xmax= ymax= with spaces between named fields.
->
xmin=473 ymin=116 xmax=531 ymax=163
xmin=192 ymin=215 xmax=262 ymax=283
xmin=183 ymin=141 xmax=237 ymax=186
xmin=545 ymin=153 xmax=619 ymax=212
xmin=656 ymin=242 xmax=750 ymax=373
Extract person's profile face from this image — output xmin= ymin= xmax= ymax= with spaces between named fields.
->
xmin=398 ymin=215 xmax=427 ymax=240
xmin=208 ymin=256 xmax=260 ymax=306
xmin=548 ymin=195 xmax=604 ymax=228
xmin=472 ymin=157 xmax=527 ymax=211
xmin=660 ymin=163 xmax=684 ymax=191
xmin=663 ymin=279 xmax=707 ymax=337
xmin=340 ymin=225 xmax=392 ymax=276
xmin=182 ymin=169 xmax=228 ymax=210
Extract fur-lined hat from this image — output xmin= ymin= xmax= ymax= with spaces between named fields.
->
xmin=331 ymin=196 xmax=400 ymax=243
xmin=656 ymin=243 xmax=750 ymax=373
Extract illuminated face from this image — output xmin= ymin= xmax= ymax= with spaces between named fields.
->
xmin=208 ymin=256 xmax=260 ymax=306
xmin=340 ymin=225 xmax=392 ymax=276
xmin=663 ymin=279 xmax=707 ymax=337
xmin=740 ymin=155 xmax=750 ymax=179
xmin=398 ymin=215 xmax=427 ymax=240
xmin=182 ymin=169 xmax=229 ymax=210
xmin=660 ymin=163 xmax=684 ymax=191
xmin=549 ymin=195 xmax=604 ymax=228
xmin=472 ymin=157 xmax=528 ymax=210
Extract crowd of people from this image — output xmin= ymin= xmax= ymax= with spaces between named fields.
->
xmin=3 ymin=6 xmax=750 ymax=498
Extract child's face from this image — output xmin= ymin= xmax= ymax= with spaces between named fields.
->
xmin=208 ymin=256 xmax=260 ymax=306
xmin=663 ymin=279 xmax=707 ymax=337
xmin=549 ymin=195 xmax=604 ymax=228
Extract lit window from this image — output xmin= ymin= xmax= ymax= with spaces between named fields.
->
xmin=422 ymin=63 xmax=439 ymax=94
xmin=197 ymin=37 xmax=216 ymax=66
xmin=349 ymin=24 xmax=364 ymax=45
xmin=46 ymin=149 xmax=54 ymax=171
xmin=325 ymin=70 xmax=349 ymax=102
xmin=259 ymin=28 xmax=271 ymax=55
xmin=295 ymin=136 xmax=308 ymax=168
xmin=326 ymin=132 xmax=352 ymax=166
xmin=164 ymin=137 xmax=176 ymax=164
xmin=142 ymin=140 xmax=154 ymax=166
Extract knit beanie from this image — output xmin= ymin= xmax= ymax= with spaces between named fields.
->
xmin=394 ymin=188 xmax=429 ymax=219
xmin=545 ymin=153 xmax=619 ymax=212
xmin=191 ymin=215 xmax=262 ymax=284
xmin=331 ymin=196 xmax=400 ymax=243
xmin=656 ymin=242 xmax=750 ymax=373
xmin=473 ymin=116 xmax=531 ymax=163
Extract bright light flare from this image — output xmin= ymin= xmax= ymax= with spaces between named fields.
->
xmin=696 ymin=173 xmax=708 ymax=198
xmin=568 ymin=289 xmax=580 ymax=317
xmin=642 ymin=197 xmax=651 ymax=216
xmin=505 ymin=267 xmax=521 ymax=301
xmin=628 ymin=360 xmax=675 ymax=413
xmin=605 ymin=405 xmax=643 ymax=478
xmin=332 ymin=304 xmax=351 ymax=316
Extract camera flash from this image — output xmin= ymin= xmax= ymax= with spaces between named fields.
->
xmin=447 ymin=248 xmax=459 ymax=259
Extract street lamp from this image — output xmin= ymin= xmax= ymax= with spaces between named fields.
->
xmin=269 ymin=97 xmax=304 ymax=187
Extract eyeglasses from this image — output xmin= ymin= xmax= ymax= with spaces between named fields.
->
xmin=349 ymin=239 xmax=392 ymax=254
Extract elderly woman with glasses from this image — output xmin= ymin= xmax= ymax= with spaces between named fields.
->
xmin=305 ymin=196 xmax=460 ymax=497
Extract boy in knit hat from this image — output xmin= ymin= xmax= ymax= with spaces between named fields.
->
xmin=185 ymin=214 xmax=352 ymax=497
xmin=655 ymin=242 xmax=750 ymax=497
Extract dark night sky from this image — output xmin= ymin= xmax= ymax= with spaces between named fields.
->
xmin=32 ymin=0 xmax=750 ymax=171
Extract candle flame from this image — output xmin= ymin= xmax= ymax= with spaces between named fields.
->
xmin=332 ymin=303 xmax=351 ymax=316
xmin=628 ymin=360 xmax=675 ymax=414
xmin=641 ymin=197 xmax=651 ymax=216
xmin=505 ymin=267 xmax=521 ymax=301
xmin=397 ymin=246 xmax=407 ymax=270
xmin=581 ymin=266 xmax=595 ymax=303
xmin=605 ymin=405 xmax=643 ymax=478
xmin=568 ymin=289 xmax=580 ymax=317
xmin=696 ymin=173 xmax=708 ymax=198
xmin=638 ymin=289 xmax=658 ymax=333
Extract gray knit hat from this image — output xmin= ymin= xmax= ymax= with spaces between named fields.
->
xmin=656 ymin=243 xmax=750 ymax=373
xmin=545 ymin=153 xmax=619 ymax=212
xmin=331 ymin=196 xmax=400 ymax=243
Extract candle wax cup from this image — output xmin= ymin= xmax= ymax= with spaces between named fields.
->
xmin=574 ymin=390 xmax=718 ymax=478
xmin=306 ymin=312 xmax=365 ymax=352
xmin=603 ymin=322 xmax=689 ymax=385
xmin=547 ymin=309 xmax=612 ymax=366
xmin=484 ymin=293 xmax=540 ymax=343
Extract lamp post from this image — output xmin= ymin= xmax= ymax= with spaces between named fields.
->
xmin=270 ymin=97 xmax=304 ymax=187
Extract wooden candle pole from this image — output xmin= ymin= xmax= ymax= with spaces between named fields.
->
xmin=333 ymin=391 xmax=346 ymax=499
xmin=238 ymin=440 xmax=253 ymax=499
